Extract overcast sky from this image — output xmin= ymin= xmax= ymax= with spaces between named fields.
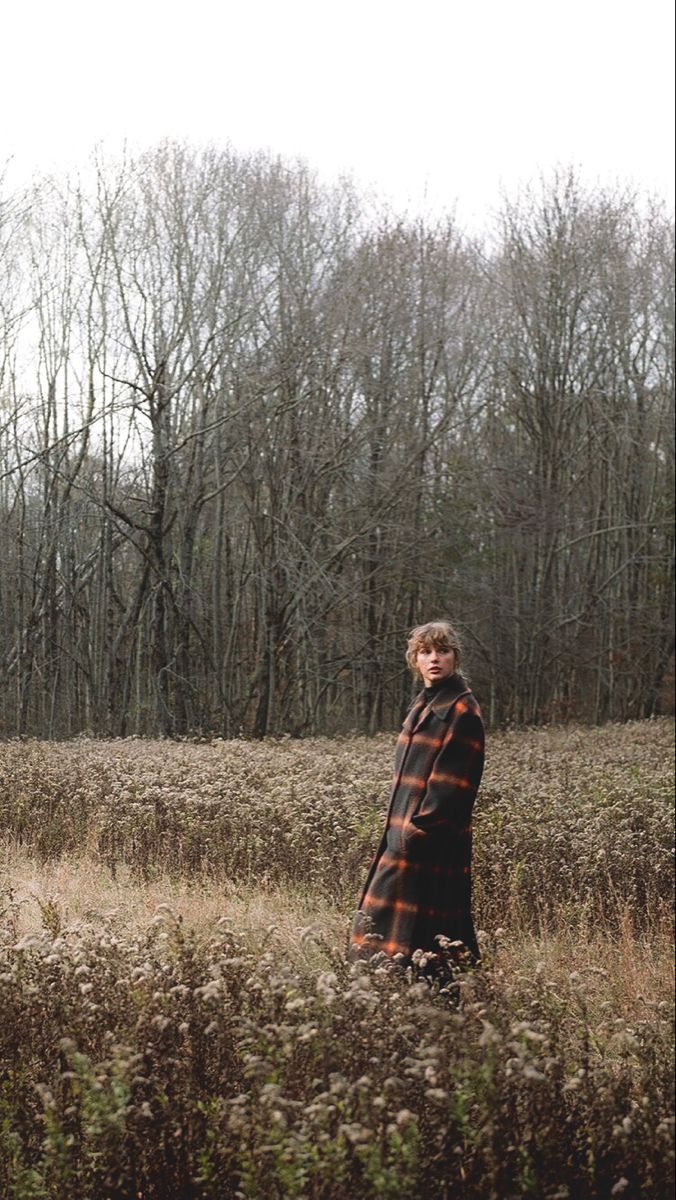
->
xmin=2 ymin=0 xmax=674 ymax=231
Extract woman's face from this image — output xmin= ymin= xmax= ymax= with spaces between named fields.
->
xmin=415 ymin=644 xmax=455 ymax=687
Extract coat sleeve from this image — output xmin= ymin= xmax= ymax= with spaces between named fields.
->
xmin=402 ymin=703 xmax=485 ymax=857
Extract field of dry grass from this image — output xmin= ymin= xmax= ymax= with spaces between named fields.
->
xmin=0 ymin=718 xmax=673 ymax=1198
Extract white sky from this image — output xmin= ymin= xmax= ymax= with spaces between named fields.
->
xmin=2 ymin=0 xmax=674 ymax=231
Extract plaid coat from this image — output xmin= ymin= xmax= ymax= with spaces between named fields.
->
xmin=349 ymin=673 xmax=484 ymax=966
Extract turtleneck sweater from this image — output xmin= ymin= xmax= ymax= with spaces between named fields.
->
xmin=423 ymin=676 xmax=450 ymax=702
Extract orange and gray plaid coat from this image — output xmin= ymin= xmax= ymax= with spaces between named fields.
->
xmin=349 ymin=673 xmax=485 ymax=965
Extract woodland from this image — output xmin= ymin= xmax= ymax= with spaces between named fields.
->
xmin=0 ymin=145 xmax=673 ymax=737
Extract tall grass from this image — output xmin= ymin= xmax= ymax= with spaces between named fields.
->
xmin=0 ymin=719 xmax=672 ymax=926
xmin=0 ymin=718 xmax=673 ymax=1198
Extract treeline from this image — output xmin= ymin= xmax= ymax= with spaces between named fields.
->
xmin=0 ymin=144 xmax=673 ymax=737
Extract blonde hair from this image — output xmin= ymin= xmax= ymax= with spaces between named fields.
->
xmin=406 ymin=620 xmax=462 ymax=678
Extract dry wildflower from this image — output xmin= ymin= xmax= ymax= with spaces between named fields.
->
xmin=0 ymin=720 xmax=672 ymax=1198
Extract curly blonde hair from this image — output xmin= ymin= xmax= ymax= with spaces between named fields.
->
xmin=405 ymin=620 xmax=462 ymax=678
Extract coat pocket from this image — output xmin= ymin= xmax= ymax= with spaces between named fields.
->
xmin=400 ymin=795 xmax=434 ymax=858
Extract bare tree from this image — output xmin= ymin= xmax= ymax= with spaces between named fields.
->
xmin=0 ymin=155 xmax=672 ymax=736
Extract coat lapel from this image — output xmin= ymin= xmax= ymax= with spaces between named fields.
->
xmin=402 ymin=698 xmax=425 ymax=734
xmin=407 ymin=674 xmax=470 ymax=732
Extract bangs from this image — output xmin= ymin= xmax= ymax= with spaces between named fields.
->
xmin=412 ymin=632 xmax=452 ymax=654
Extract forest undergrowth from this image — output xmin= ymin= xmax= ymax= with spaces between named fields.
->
xmin=0 ymin=718 xmax=673 ymax=1198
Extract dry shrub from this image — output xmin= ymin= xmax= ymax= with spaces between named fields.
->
xmin=0 ymin=909 xmax=673 ymax=1200
xmin=0 ymin=720 xmax=672 ymax=929
xmin=473 ymin=718 xmax=674 ymax=930
xmin=0 ymin=719 xmax=673 ymax=1196
xmin=0 ymin=734 xmax=389 ymax=895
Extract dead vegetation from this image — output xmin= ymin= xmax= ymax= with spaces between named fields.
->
xmin=0 ymin=719 xmax=673 ymax=1197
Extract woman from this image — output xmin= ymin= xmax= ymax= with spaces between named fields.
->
xmin=349 ymin=620 xmax=485 ymax=970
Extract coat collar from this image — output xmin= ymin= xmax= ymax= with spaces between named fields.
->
xmin=403 ymin=673 xmax=470 ymax=731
